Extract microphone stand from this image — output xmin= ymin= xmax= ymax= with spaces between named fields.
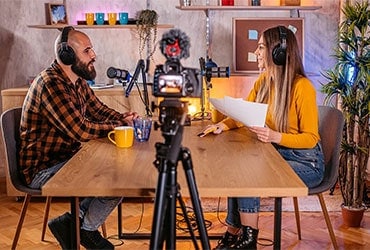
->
xmin=125 ymin=59 xmax=151 ymax=117
xmin=192 ymin=57 xmax=211 ymax=121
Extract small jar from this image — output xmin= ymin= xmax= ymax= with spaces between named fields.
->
xmin=251 ymin=0 xmax=261 ymax=6
xmin=181 ymin=0 xmax=191 ymax=6
xmin=222 ymin=0 xmax=234 ymax=6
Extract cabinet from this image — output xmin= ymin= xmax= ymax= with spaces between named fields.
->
xmin=1 ymin=86 xmax=154 ymax=196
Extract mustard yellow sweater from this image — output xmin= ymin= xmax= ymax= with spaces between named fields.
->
xmin=222 ymin=73 xmax=320 ymax=149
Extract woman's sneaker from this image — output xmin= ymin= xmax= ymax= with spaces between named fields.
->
xmin=214 ymin=231 xmax=239 ymax=249
xmin=231 ymin=226 xmax=258 ymax=249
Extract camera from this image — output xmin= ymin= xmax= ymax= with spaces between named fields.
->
xmin=153 ymin=59 xmax=202 ymax=98
xmin=152 ymin=29 xmax=202 ymax=98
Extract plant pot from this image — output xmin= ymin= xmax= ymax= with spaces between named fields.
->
xmin=341 ymin=205 xmax=366 ymax=227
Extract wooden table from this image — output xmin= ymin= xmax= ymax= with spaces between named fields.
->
xmin=42 ymin=120 xmax=307 ymax=249
xmin=1 ymin=86 xmax=155 ymax=196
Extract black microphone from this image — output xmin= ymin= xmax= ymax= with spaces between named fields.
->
xmin=106 ymin=67 xmax=131 ymax=81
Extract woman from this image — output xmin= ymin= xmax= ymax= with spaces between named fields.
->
xmin=200 ymin=26 xmax=325 ymax=249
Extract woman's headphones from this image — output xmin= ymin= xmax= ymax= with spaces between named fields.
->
xmin=272 ymin=26 xmax=287 ymax=66
xmin=58 ymin=26 xmax=75 ymax=65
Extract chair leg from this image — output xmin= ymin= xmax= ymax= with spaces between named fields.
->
xmin=101 ymin=222 xmax=107 ymax=238
xmin=12 ymin=194 xmax=32 ymax=250
xmin=41 ymin=196 xmax=52 ymax=241
xmin=317 ymin=193 xmax=338 ymax=250
xmin=329 ymin=178 xmax=338 ymax=195
xmin=292 ymin=197 xmax=302 ymax=240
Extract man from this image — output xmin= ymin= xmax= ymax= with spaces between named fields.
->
xmin=19 ymin=26 xmax=138 ymax=249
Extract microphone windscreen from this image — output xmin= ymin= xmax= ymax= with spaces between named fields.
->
xmin=106 ymin=67 xmax=117 ymax=78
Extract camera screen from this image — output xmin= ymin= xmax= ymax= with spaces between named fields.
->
xmin=158 ymin=74 xmax=183 ymax=94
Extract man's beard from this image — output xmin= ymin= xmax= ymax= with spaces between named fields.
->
xmin=71 ymin=57 xmax=96 ymax=80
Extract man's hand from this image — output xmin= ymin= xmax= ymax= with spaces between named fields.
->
xmin=123 ymin=112 xmax=139 ymax=126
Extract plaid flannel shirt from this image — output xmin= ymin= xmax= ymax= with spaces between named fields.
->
xmin=19 ymin=60 xmax=127 ymax=184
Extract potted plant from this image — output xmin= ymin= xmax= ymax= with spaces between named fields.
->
xmin=321 ymin=1 xmax=369 ymax=227
xmin=135 ymin=9 xmax=158 ymax=61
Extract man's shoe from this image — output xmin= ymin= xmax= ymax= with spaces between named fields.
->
xmin=48 ymin=212 xmax=72 ymax=250
xmin=80 ymin=229 xmax=114 ymax=250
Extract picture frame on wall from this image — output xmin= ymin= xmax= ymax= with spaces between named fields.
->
xmin=46 ymin=3 xmax=68 ymax=25
xmin=233 ymin=18 xmax=304 ymax=73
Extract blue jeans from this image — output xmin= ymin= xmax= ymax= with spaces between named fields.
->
xmin=28 ymin=161 xmax=122 ymax=231
xmin=226 ymin=143 xmax=325 ymax=228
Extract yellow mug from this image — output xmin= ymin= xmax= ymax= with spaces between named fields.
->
xmin=85 ymin=13 xmax=95 ymax=25
xmin=107 ymin=12 xmax=117 ymax=25
xmin=108 ymin=126 xmax=134 ymax=148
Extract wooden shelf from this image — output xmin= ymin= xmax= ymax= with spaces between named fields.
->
xmin=176 ymin=5 xmax=322 ymax=11
xmin=28 ymin=24 xmax=174 ymax=29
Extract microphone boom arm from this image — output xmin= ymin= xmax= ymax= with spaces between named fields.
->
xmin=125 ymin=59 xmax=151 ymax=117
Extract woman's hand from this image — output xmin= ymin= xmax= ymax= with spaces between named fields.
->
xmin=197 ymin=123 xmax=225 ymax=137
xmin=123 ymin=112 xmax=139 ymax=126
xmin=248 ymin=126 xmax=282 ymax=144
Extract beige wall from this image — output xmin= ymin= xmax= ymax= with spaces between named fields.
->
xmin=0 ymin=0 xmax=340 ymax=99
xmin=0 ymin=0 xmax=341 ymax=179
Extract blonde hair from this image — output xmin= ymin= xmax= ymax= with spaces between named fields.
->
xmin=255 ymin=26 xmax=305 ymax=132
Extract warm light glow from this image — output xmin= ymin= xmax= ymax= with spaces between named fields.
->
xmin=188 ymin=103 xmax=197 ymax=116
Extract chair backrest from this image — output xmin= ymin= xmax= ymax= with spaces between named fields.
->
xmin=309 ymin=105 xmax=344 ymax=194
xmin=0 ymin=107 xmax=41 ymax=195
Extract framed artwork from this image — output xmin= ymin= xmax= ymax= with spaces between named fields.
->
xmin=233 ymin=18 xmax=304 ymax=73
xmin=47 ymin=3 xmax=68 ymax=25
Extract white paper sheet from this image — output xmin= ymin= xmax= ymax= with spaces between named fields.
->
xmin=210 ymin=96 xmax=268 ymax=127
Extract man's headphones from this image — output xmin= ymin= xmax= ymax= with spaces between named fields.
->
xmin=58 ymin=26 xmax=75 ymax=65
xmin=272 ymin=26 xmax=287 ymax=66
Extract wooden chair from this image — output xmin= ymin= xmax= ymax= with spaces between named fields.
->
xmin=0 ymin=107 xmax=106 ymax=249
xmin=293 ymin=105 xmax=344 ymax=250
xmin=1 ymin=107 xmax=51 ymax=249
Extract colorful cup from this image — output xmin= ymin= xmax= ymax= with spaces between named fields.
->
xmin=133 ymin=117 xmax=152 ymax=142
xmin=95 ymin=12 xmax=105 ymax=25
xmin=119 ymin=12 xmax=128 ymax=25
xmin=85 ymin=13 xmax=94 ymax=25
xmin=108 ymin=12 xmax=117 ymax=25
xmin=108 ymin=126 xmax=134 ymax=148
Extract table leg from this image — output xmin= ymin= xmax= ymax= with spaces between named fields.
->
xmin=273 ymin=197 xmax=282 ymax=250
xmin=117 ymin=202 xmax=122 ymax=238
xmin=70 ymin=197 xmax=80 ymax=250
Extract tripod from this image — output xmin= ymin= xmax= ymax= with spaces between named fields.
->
xmin=149 ymin=99 xmax=210 ymax=250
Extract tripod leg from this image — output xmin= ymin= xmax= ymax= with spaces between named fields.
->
xmin=181 ymin=147 xmax=210 ymax=250
xmin=177 ymin=191 xmax=200 ymax=250
xmin=165 ymin=163 xmax=178 ymax=250
xmin=150 ymin=164 xmax=169 ymax=250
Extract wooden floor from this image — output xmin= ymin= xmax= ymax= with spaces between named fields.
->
xmin=0 ymin=193 xmax=369 ymax=250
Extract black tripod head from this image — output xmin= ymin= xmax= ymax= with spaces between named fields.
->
xmin=152 ymin=99 xmax=188 ymax=141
